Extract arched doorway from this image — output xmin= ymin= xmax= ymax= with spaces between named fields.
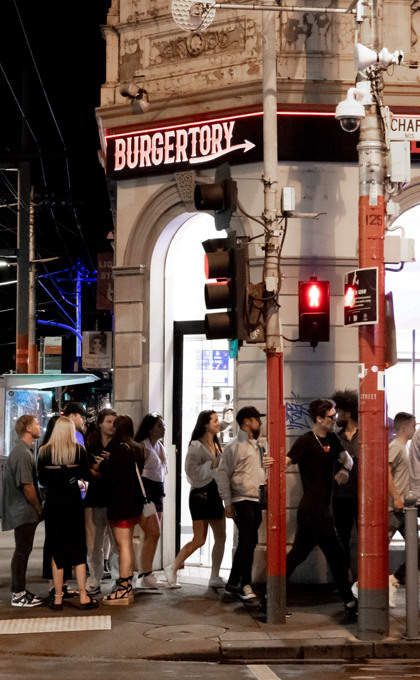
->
xmin=149 ymin=212 xmax=235 ymax=576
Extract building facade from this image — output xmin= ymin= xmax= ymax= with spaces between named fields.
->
xmin=96 ymin=0 xmax=420 ymax=577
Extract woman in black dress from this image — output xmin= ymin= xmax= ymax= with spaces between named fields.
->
xmin=37 ymin=416 xmax=98 ymax=611
xmin=101 ymin=415 xmax=145 ymax=605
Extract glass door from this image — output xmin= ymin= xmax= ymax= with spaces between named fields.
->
xmin=173 ymin=322 xmax=235 ymax=569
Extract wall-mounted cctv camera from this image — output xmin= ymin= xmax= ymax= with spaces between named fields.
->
xmin=335 ymin=81 xmax=372 ymax=133
xmin=120 ymin=82 xmax=150 ymax=114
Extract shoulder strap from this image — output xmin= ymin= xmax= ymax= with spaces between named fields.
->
xmin=135 ymin=462 xmax=147 ymax=498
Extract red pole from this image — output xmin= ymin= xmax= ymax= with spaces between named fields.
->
xmin=266 ymin=351 xmax=287 ymax=623
xmin=357 ymin=193 xmax=389 ymax=638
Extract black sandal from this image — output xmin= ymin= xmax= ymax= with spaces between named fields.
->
xmin=103 ymin=577 xmax=133 ymax=606
xmin=79 ymin=594 xmax=99 ymax=610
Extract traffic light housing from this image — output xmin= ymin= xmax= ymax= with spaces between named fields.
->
xmin=194 ymin=162 xmax=238 ymax=231
xmin=298 ymin=277 xmax=330 ymax=348
xmin=202 ymin=232 xmax=248 ymax=341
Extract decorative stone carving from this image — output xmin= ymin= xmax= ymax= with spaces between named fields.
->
xmin=174 ymin=171 xmax=196 ymax=210
xmin=150 ymin=23 xmax=244 ymax=64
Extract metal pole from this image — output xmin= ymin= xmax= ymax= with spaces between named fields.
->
xmin=262 ymin=4 xmax=287 ymax=625
xmin=357 ymin=0 xmax=389 ymax=640
xmin=75 ymin=266 xmax=82 ymax=371
xmin=403 ymin=492 xmax=420 ymax=640
xmin=28 ymin=186 xmax=37 ymax=373
xmin=16 ymin=162 xmax=30 ymax=374
xmin=412 ymin=329 xmax=416 ymax=415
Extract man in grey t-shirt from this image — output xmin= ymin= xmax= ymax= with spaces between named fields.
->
xmin=2 ymin=415 xmax=43 ymax=607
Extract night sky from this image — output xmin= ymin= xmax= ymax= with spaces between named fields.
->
xmin=0 ymin=0 xmax=113 ymax=373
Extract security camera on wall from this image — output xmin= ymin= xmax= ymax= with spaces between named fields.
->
xmin=120 ymin=82 xmax=150 ymax=114
xmin=335 ymin=80 xmax=372 ymax=133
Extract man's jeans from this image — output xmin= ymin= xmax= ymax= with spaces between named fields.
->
xmin=85 ymin=506 xmax=111 ymax=590
xmin=11 ymin=522 xmax=38 ymax=593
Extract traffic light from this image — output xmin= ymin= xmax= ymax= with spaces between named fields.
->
xmin=298 ymin=277 xmax=330 ymax=347
xmin=202 ymin=232 xmax=248 ymax=340
xmin=194 ymin=162 xmax=238 ymax=231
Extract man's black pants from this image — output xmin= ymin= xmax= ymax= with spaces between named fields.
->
xmin=227 ymin=500 xmax=262 ymax=589
xmin=286 ymin=510 xmax=354 ymax=604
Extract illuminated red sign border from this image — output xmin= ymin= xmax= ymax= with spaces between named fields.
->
xmin=104 ymin=110 xmax=420 ymax=179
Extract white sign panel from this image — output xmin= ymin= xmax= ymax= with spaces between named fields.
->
xmin=389 ymin=116 xmax=420 ymax=141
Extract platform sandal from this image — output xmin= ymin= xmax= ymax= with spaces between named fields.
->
xmin=103 ymin=577 xmax=133 ymax=605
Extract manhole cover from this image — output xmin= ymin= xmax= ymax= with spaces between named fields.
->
xmin=145 ymin=624 xmax=226 ymax=641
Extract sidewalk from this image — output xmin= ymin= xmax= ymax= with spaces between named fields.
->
xmin=0 ymin=529 xmax=419 ymax=663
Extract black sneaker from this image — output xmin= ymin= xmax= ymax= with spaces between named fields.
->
xmin=11 ymin=591 xmax=43 ymax=607
xmin=224 ymin=583 xmax=240 ymax=596
xmin=342 ymin=600 xmax=358 ymax=623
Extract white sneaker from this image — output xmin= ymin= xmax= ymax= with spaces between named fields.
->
xmin=140 ymin=573 xmax=165 ymax=589
xmin=239 ymin=584 xmax=257 ymax=601
xmin=389 ymin=575 xmax=399 ymax=608
xmin=208 ymin=576 xmax=227 ymax=588
xmin=164 ymin=565 xmax=181 ymax=589
xmin=351 ymin=581 xmax=359 ymax=599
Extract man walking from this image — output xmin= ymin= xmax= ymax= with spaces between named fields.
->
xmin=85 ymin=407 xmax=117 ymax=596
xmin=2 ymin=415 xmax=43 ymax=607
xmin=216 ymin=406 xmax=273 ymax=601
xmin=286 ymin=399 xmax=357 ymax=622
xmin=331 ymin=389 xmax=359 ymax=579
xmin=387 ymin=411 xmax=417 ymax=606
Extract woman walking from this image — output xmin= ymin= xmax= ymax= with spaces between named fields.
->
xmin=101 ymin=415 xmax=145 ymax=604
xmin=134 ymin=413 xmax=167 ymax=589
xmin=37 ymin=417 xmax=98 ymax=611
xmin=164 ymin=410 xmax=226 ymax=589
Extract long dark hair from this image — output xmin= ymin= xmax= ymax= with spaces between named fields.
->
xmin=134 ymin=413 xmax=162 ymax=443
xmin=41 ymin=414 xmax=60 ymax=447
xmin=190 ymin=410 xmax=222 ymax=453
xmin=113 ymin=415 xmax=135 ymax=445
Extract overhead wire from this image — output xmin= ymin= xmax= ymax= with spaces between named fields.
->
xmin=12 ymin=0 xmax=95 ymax=271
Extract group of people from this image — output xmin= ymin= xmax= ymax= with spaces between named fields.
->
xmin=3 ymin=389 xmax=418 ymax=621
xmin=1 ymin=402 xmax=167 ymax=608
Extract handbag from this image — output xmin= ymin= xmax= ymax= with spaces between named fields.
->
xmin=135 ymin=463 xmax=157 ymax=517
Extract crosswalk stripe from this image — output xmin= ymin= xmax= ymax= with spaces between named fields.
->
xmin=0 ymin=615 xmax=111 ymax=634
xmin=247 ymin=665 xmax=280 ymax=680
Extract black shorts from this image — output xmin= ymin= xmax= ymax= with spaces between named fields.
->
xmin=141 ymin=477 xmax=165 ymax=513
xmin=189 ymin=480 xmax=224 ymax=521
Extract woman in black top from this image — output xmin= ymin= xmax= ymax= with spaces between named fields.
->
xmin=101 ymin=415 xmax=145 ymax=605
xmin=37 ymin=416 xmax=98 ymax=611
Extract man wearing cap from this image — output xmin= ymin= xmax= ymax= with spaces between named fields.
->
xmin=215 ymin=406 xmax=273 ymax=601
xmin=62 ymin=402 xmax=87 ymax=446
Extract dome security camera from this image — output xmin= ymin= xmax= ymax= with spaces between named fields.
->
xmin=335 ymin=88 xmax=366 ymax=133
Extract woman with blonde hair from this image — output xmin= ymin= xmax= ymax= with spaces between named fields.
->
xmin=37 ymin=416 xmax=98 ymax=611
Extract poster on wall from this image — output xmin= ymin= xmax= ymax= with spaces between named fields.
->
xmin=82 ymin=331 xmax=112 ymax=370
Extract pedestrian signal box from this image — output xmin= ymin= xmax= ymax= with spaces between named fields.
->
xmin=299 ymin=278 xmax=330 ymax=348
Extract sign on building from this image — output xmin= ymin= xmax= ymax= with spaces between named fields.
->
xmin=96 ymin=252 xmax=114 ymax=310
xmin=82 ymin=331 xmax=113 ymax=371
xmin=344 ymin=268 xmax=378 ymax=326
